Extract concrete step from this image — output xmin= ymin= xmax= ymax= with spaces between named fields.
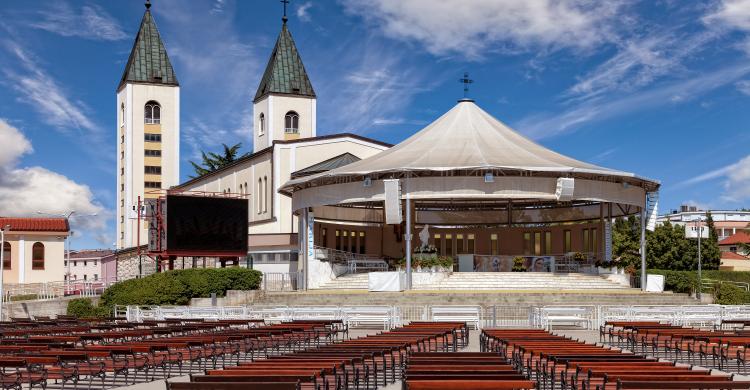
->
xmin=316 ymin=272 xmax=632 ymax=291
xmin=258 ymin=291 xmax=698 ymax=307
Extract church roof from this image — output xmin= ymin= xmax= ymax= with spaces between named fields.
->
xmin=254 ymin=22 xmax=315 ymax=102
xmin=291 ymin=153 xmax=361 ymax=179
xmin=118 ymin=6 xmax=178 ymax=91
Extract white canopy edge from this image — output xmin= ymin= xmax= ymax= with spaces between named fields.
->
xmin=291 ymin=176 xmax=646 ymax=211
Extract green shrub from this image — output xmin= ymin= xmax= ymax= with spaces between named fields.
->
xmin=67 ymin=298 xmax=98 ymax=318
xmin=98 ymin=268 xmax=261 ymax=312
xmin=713 ymin=282 xmax=750 ymax=305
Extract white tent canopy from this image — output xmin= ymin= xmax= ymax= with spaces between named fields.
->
xmin=280 ymin=100 xmax=659 ymax=210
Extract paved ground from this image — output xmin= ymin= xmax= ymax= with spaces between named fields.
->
xmin=114 ymin=327 xmax=748 ymax=390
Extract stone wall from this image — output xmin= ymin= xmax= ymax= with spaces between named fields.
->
xmin=3 ymin=296 xmax=101 ymax=319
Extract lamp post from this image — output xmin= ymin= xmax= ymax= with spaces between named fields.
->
xmin=0 ymin=224 xmax=11 ymax=321
xmin=694 ymin=216 xmax=706 ymax=301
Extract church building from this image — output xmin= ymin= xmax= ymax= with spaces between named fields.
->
xmin=173 ymin=13 xmax=390 ymax=272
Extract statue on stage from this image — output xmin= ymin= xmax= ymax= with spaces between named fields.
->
xmin=419 ymin=224 xmax=430 ymax=248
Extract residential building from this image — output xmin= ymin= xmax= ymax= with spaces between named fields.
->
xmin=657 ymin=206 xmax=750 ymax=241
xmin=65 ymin=249 xmax=113 ymax=282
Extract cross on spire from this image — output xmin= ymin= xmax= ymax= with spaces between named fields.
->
xmin=459 ymin=72 xmax=473 ymax=98
xmin=281 ymin=0 xmax=290 ymax=23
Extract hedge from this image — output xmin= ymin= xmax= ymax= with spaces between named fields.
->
xmin=66 ymin=268 xmax=262 ymax=318
xmin=67 ymin=298 xmax=111 ymax=318
xmin=648 ymin=269 xmax=750 ymax=304
xmin=713 ymin=283 xmax=750 ymax=305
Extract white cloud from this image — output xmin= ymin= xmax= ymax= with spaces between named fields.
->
xmin=342 ymin=0 xmax=626 ymax=59
xmin=736 ymin=79 xmax=750 ymax=95
xmin=29 ymin=2 xmax=127 ymax=41
xmin=155 ymin=0 xmax=261 ymax=158
xmin=704 ymin=0 xmax=750 ymax=31
xmin=296 ymin=2 xmax=313 ymax=22
xmin=2 ymin=40 xmax=100 ymax=136
xmin=518 ymin=63 xmax=750 ymax=139
xmin=0 ymin=119 xmax=110 ymax=244
xmin=567 ymin=30 xmax=718 ymax=101
xmin=317 ymin=39 xmax=437 ymax=133
xmin=678 ymin=155 xmax=750 ymax=203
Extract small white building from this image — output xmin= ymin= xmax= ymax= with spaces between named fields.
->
xmin=65 ymin=249 xmax=113 ymax=282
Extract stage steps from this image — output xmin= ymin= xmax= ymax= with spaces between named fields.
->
xmin=414 ymin=272 xmax=629 ymax=290
xmin=315 ymin=272 xmax=629 ymax=291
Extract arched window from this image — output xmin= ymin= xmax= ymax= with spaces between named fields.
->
xmin=2 ymin=242 xmax=10 ymax=270
xmin=257 ymin=179 xmax=263 ymax=214
xmin=32 ymin=242 xmax=44 ymax=270
xmin=120 ymin=103 xmax=125 ymax=126
xmin=284 ymin=111 xmax=299 ymax=133
xmin=263 ymin=176 xmax=268 ymax=213
xmin=145 ymin=101 xmax=161 ymax=124
xmin=259 ymin=113 xmax=265 ymax=136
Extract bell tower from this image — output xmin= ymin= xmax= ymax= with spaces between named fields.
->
xmin=116 ymin=1 xmax=180 ymax=249
xmin=252 ymin=14 xmax=316 ymax=152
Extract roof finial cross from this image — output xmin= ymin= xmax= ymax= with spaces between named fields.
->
xmin=281 ymin=0 xmax=290 ymax=23
xmin=459 ymin=72 xmax=473 ymax=98
xmin=145 ymin=0 xmax=151 ymax=10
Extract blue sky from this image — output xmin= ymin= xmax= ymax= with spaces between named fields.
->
xmin=1 ymin=0 xmax=749 ymax=249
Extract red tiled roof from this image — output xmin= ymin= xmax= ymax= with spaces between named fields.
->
xmin=0 ymin=217 xmax=69 ymax=232
xmin=719 ymin=230 xmax=750 ymax=245
xmin=721 ymin=251 xmax=749 ymax=260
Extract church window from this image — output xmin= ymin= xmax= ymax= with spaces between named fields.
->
xmin=121 ymin=103 xmax=125 ymax=127
xmin=32 ymin=242 xmax=45 ymax=270
xmin=284 ymin=111 xmax=299 ymax=133
xmin=2 ymin=242 xmax=10 ymax=270
xmin=145 ymin=101 xmax=161 ymax=124
xmin=259 ymin=113 xmax=265 ymax=136
xmin=257 ymin=179 xmax=263 ymax=214
xmin=263 ymin=176 xmax=268 ymax=213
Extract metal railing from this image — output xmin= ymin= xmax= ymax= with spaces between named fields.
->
xmin=0 ymin=279 xmax=120 ymax=303
xmin=119 ymin=303 xmax=750 ymax=330
xmin=262 ymin=272 xmax=303 ymax=291
xmin=702 ymin=278 xmax=750 ymax=292
xmin=313 ymin=246 xmax=388 ymax=274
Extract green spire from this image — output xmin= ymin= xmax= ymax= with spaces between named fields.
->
xmin=254 ymin=22 xmax=315 ymax=102
xmin=118 ymin=6 xmax=178 ymax=91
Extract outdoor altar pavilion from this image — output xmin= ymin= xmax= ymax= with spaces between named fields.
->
xmin=279 ymin=99 xmax=660 ymax=290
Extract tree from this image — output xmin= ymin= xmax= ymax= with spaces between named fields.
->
xmin=612 ymin=216 xmax=641 ymax=268
xmin=611 ymin=216 xmax=721 ymax=271
xmin=189 ymin=143 xmax=250 ymax=178
xmin=699 ymin=212 xmax=721 ymax=270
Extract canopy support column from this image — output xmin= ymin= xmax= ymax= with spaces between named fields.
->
xmin=640 ymin=203 xmax=647 ymax=292
xmin=299 ymin=208 xmax=308 ymax=291
xmin=405 ymin=197 xmax=412 ymax=290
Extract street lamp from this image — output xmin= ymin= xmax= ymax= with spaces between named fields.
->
xmin=0 ymin=224 xmax=11 ymax=321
